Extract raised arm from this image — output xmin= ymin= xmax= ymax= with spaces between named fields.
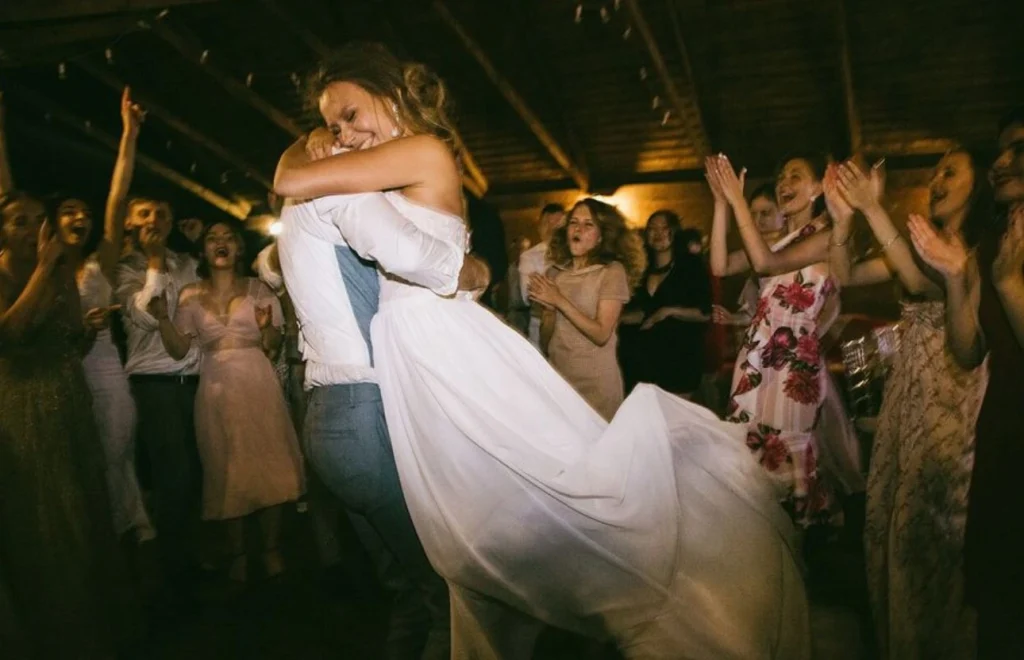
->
xmin=97 ymin=87 xmax=143 ymax=281
xmin=711 ymin=155 xmax=830 ymax=276
xmin=991 ymin=207 xmax=1024 ymax=349
xmin=908 ymin=214 xmax=986 ymax=368
xmin=706 ymin=159 xmax=750 ymax=277
xmin=837 ymin=162 xmax=938 ymax=295
xmin=0 ymin=223 xmax=62 ymax=344
xmin=0 ymin=92 xmax=12 ymax=195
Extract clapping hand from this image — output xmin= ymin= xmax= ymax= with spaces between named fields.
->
xmin=254 ymin=303 xmax=273 ymax=330
xmin=836 ymin=161 xmax=884 ymax=211
xmin=147 ymin=292 xmax=169 ymax=321
xmin=823 ymin=163 xmax=854 ymax=228
xmin=84 ymin=305 xmax=121 ymax=331
xmin=907 ymin=214 xmax=968 ymax=279
xmin=993 ymin=205 xmax=1024 ymax=287
xmin=527 ymin=274 xmax=562 ymax=310
xmin=705 ymin=155 xmax=747 ymax=208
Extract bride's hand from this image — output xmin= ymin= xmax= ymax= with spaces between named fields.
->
xmin=305 ymin=127 xmax=338 ymax=161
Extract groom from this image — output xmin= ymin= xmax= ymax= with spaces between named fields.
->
xmin=267 ymin=190 xmax=486 ymax=659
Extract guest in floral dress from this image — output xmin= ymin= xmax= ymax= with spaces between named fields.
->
xmin=528 ymin=198 xmax=645 ymax=420
xmin=830 ymin=151 xmax=992 ymax=658
xmin=707 ymin=153 xmax=855 ymax=527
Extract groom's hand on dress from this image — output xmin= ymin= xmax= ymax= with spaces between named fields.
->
xmin=458 ymin=254 xmax=491 ymax=293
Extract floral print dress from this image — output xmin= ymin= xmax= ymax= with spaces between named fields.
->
xmin=727 ymin=220 xmax=840 ymax=526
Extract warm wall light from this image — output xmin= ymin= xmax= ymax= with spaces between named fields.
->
xmin=268 ymin=220 xmax=283 ymax=236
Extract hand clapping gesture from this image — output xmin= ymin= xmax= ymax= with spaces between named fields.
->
xmin=704 ymin=155 xmax=747 ymax=209
xmin=254 ymin=303 xmax=273 ymax=331
xmin=822 ymin=163 xmax=854 ymax=230
xmin=527 ymin=273 xmax=563 ymax=310
xmin=907 ymin=214 xmax=968 ymax=279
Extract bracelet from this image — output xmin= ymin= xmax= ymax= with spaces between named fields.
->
xmin=829 ymin=234 xmax=852 ymax=248
xmin=880 ymin=234 xmax=902 ymax=251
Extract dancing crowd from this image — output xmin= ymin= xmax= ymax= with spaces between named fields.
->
xmin=0 ymin=40 xmax=1022 ymax=660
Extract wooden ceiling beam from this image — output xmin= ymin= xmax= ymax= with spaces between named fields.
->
xmin=433 ymin=0 xmax=588 ymax=192
xmin=0 ymin=0 xmax=216 ymax=23
xmin=10 ymin=84 xmax=250 ymax=219
xmin=664 ymin=0 xmax=715 ymax=152
xmin=0 ymin=15 xmax=141 ymax=50
xmin=257 ymin=0 xmax=333 ymax=57
xmin=832 ymin=0 xmax=862 ymax=156
xmin=623 ymin=0 xmax=711 ymax=158
xmin=146 ymin=17 xmax=304 ymax=137
xmin=75 ymin=57 xmax=274 ymax=189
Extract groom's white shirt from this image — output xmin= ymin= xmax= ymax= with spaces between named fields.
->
xmin=275 ymin=193 xmax=463 ymax=390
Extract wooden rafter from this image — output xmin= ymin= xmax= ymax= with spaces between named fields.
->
xmin=664 ymin=0 xmax=714 ymax=153
xmin=832 ymin=0 xmax=861 ymax=155
xmin=11 ymin=85 xmax=250 ymax=219
xmin=147 ymin=18 xmax=303 ymax=137
xmin=434 ymin=0 xmax=588 ymax=191
xmin=623 ymin=0 xmax=711 ymax=158
xmin=75 ymin=58 xmax=274 ymax=189
xmin=257 ymin=0 xmax=333 ymax=57
xmin=0 ymin=0 xmax=216 ymax=23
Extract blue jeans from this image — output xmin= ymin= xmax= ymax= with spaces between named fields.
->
xmin=304 ymin=382 xmax=449 ymax=660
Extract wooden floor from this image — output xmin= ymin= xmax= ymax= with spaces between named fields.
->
xmin=134 ymin=500 xmax=876 ymax=660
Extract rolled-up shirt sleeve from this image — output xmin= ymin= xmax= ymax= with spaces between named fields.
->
xmin=254 ymin=244 xmax=285 ymax=294
xmin=313 ymin=193 xmax=463 ymax=297
xmin=116 ymin=262 xmax=167 ymax=331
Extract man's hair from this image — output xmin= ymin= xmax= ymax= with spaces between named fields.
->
xmin=998 ymin=106 xmax=1024 ymax=134
xmin=540 ymin=203 xmax=564 ymax=216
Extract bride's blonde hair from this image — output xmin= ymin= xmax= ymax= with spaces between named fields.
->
xmin=305 ymin=42 xmax=464 ymax=164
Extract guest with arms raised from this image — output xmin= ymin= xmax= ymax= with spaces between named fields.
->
xmin=830 ymin=150 xmax=992 ymax=659
xmin=910 ymin=108 xmax=1024 ymax=658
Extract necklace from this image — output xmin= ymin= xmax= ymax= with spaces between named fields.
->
xmin=650 ymin=260 xmax=674 ymax=275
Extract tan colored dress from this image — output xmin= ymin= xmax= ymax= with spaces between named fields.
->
xmin=547 ymin=262 xmax=631 ymax=420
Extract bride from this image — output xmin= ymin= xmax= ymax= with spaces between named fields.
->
xmin=274 ymin=42 xmax=809 ymax=659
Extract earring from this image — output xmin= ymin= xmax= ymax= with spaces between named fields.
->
xmin=390 ymin=102 xmax=401 ymax=137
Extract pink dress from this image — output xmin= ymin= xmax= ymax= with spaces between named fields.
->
xmin=174 ymin=278 xmax=305 ymax=520
xmin=726 ymin=221 xmax=841 ymax=526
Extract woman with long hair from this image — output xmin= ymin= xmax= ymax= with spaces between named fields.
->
xmin=707 ymin=153 xmax=859 ymax=529
xmin=619 ymin=211 xmax=712 ymax=399
xmin=0 ymin=191 xmax=139 ymax=658
xmin=273 ymin=42 xmax=808 ymax=658
xmin=528 ymin=198 xmax=643 ymax=419
xmin=829 ymin=150 xmax=991 ymax=658
xmin=151 ymin=220 xmax=304 ymax=583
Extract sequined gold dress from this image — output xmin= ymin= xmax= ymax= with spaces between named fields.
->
xmin=0 ymin=269 xmax=139 ymax=659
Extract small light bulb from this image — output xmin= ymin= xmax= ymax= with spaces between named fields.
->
xmin=268 ymin=221 xmax=283 ymax=236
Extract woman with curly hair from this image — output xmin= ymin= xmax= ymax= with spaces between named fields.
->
xmin=273 ymin=42 xmax=809 ymax=659
xmin=527 ymin=198 xmax=644 ymax=419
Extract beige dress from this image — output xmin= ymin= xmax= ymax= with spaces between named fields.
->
xmin=174 ymin=278 xmax=305 ymax=520
xmin=547 ymin=261 xmax=631 ymax=420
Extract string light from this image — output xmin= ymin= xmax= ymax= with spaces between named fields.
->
xmin=246 ymin=73 xmax=254 ymax=87
xmin=220 ymin=171 xmax=229 ymax=184
xmin=639 ymin=66 xmax=647 ymax=81
xmin=600 ymin=6 xmax=610 ymax=23
xmin=156 ymin=9 xmax=170 ymax=20
xmin=289 ymin=72 xmax=300 ymax=87
xmin=574 ymin=4 xmax=583 ymax=23
xmin=651 ymin=95 xmax=661 ymax=110
xmin=622 ymin=26 xmax=632 ymax=39
xmin=661 ymin=110 xmax=671 ymax=126
xmin=58 ymin=62 xmax=67 ymax=80
xmin=190 ymin=162 xmax=197 ymax=173
xmin=166 ymin=140 xmax=173 ymax=150
xmin=614 ymin=0 xmax=621 ymax=9
xmin=199 ymin=49 xmax=209 ymax=64
xmin=104 ymin=48 xmax=114 ymax=64
xmin=84 ymin=119 xmax=92 ymax=130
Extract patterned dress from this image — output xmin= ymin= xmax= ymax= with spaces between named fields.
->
xmin=865 ymin=300 xmax=987 ymax=659
xmin=726 ymin=221 xmax=840 ymax=526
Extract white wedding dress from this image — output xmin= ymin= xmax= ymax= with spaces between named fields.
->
xmin=344 ymin=192 xmax=809 ymax=658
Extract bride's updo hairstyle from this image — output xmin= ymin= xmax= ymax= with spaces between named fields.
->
xmin=305 ymin=42 xmax=464 ymax=161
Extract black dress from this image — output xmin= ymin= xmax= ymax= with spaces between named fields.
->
xmin=621 ymin=256 xmax=712 ymax=395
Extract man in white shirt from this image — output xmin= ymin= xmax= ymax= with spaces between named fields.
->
xmin=274 ymin=191 xmax=483 ymax=660
xmin=115 ymin=197 xmax=201 ymax=595
xmin=518 ymin=203 xmax=565 ymax=349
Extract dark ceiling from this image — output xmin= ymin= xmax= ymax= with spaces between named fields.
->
xmin=1 ymin=0 xmax=1022 ymax=223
